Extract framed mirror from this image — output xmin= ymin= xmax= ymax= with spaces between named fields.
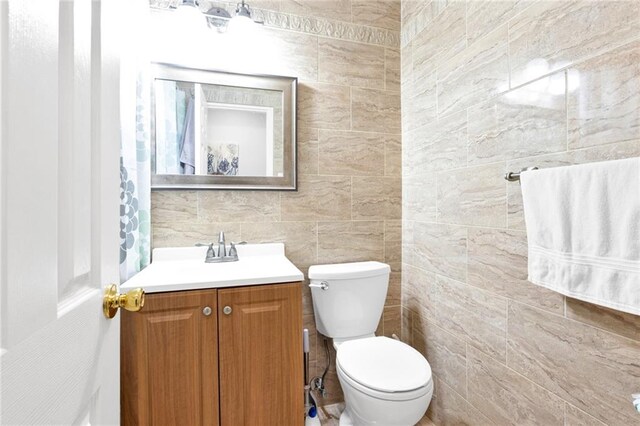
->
xmin=151 ymin=63 xmax=297 ymax=190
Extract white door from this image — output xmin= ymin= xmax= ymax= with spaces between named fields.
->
xmin=1 ymin=0 xmax=124 ymax=424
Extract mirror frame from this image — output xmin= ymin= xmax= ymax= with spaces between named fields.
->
xmin=150 ymin=63 xmax=297 ymax=191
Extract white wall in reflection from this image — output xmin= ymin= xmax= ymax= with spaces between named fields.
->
xmin=207 ymin=107 xmax=272 ymax=177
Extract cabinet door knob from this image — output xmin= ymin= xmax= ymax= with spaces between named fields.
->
xmin=202 ymin=306 xmax=212 ymax=316
xmin=223 ymin=306 xmax=232 ymax=315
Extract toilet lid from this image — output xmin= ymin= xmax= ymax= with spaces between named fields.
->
xmin=336 ymin=336 xmax=432 ymax=393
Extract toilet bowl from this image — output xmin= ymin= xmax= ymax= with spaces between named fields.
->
xmin=308 ymin=262 xmax=433 ymax=426
xmin=335 ymin=336 xmax=432 ymax=426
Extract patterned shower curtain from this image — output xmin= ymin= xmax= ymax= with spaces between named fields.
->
xmin=119 ymin=1 xmax=151 ymax=282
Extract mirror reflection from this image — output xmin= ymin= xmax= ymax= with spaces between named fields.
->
xmin=154 ymin=80 xmax=284 ymax=178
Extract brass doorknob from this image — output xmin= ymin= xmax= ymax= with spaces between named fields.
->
xmin=103 ymin=284 xmax=145 ymax=319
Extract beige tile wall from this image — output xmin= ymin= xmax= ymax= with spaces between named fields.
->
xmin=401 ymin=1 xmax=640 ymax=425
xmin=150 ymin=0 xmax=402 ymax=405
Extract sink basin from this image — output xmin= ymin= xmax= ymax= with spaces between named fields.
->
xmin=121 ymin=243 xmax=304 ymax=293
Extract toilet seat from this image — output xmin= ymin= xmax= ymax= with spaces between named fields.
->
xmin=337 ymin=362 xmax=432 ymax=402
xmin=336 ymin=336 xmax=432 ymax=401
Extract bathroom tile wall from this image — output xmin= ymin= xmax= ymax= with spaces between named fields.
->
xmin=150 ymin=0 xmax=402 ymax=405
xmin=401 ymin=1 xmax=640 ymax=424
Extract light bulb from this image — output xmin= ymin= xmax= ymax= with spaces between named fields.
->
xmin=227 ymin=15 xmax=254 ymax=34
xmin=174 ymin=1 xmax=206 ymax=29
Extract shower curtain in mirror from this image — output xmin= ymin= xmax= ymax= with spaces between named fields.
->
xmin=120 ymin=1 xmax=151 ymax=282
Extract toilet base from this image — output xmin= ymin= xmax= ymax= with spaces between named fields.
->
xmin=337 ymin=363 xmax=432 ymax=426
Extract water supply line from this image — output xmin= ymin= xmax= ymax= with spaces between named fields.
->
xmin=310 ymin=337 xmax=331 ymax=398
xmin=303 ymin=329 xmax=321 ymax=425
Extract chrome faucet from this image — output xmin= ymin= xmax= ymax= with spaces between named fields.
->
xmin=196 ymin=232 xmax=247 ymax=263
xmin=217 ymin=231 xmax=226 ymax=258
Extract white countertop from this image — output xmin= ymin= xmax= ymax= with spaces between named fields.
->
xmin=121 ymin=243 xmax=304 ymax=293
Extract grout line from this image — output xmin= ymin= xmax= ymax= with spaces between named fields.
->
xmin=504 ymin=138 xmax=640 ymax=169
xmin=463 ymin=333 xmax=579 ymax=420
xmin=518 ymin=297 xmax=640 ymax=346
xmin=406 ymin=264 xmax=559 ymax=321
xmin=302 ymin=76 xmax=401 ymax=93
xmin=424 ymin=29 xmax=640 ymax=122
xmin=300 ymin=127 xmax=401 ymax=137
xmin=508 ymin=32 xmax=640 ymax=93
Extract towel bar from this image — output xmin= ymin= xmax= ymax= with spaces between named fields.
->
xmin=505 ymin=166 xmax=539 ymax=182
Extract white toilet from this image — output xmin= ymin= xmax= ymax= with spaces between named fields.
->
xmin=309 ymin=261 xmax=433 ymax=426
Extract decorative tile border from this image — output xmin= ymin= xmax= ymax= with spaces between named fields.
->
xmin=149 ymin=0 xmax=400 ymax=48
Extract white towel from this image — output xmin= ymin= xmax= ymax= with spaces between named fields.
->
xmin=520 ymin=157 xmax=640 ymax=316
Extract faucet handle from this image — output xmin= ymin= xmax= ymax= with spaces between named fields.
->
xmin=195 ymin=242 xmax=216 ymax=258
xmin=218 ymin=231 xmax=225 ymax=243
xmin=228 ymin=241 xmax=247 ymax=258
xmin=195 ymin=242 xmax=214 ymax=247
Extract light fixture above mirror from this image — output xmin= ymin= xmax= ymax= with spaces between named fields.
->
xmin=171 ymin=0 xmax=263 ymax=32
xmin=172 ymin=0 xmax=208 ymax=31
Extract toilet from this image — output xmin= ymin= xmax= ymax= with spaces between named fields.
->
xmin=309 ymin=261 xmax=433 ymax=426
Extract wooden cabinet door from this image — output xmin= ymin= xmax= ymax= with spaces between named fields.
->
xmin=218 ymin=283 xmax=303 ymax=426
xmin=121 ymin=290 xmax=219 ymax=426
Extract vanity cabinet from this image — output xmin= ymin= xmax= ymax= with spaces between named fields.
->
xmin=219 ymin=283 xmax=303 ymax=424
xmin=121 ymin=282 xmax=303 ymax=426
xmin=121 ymin=289 xmax=219 ymax=425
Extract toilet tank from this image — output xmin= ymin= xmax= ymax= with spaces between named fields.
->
xmin=308 ymin=261 xmax=390 ymax=340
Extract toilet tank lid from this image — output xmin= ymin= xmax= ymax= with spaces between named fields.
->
xmin=309 ymin=261 xmax=390 ymax=280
